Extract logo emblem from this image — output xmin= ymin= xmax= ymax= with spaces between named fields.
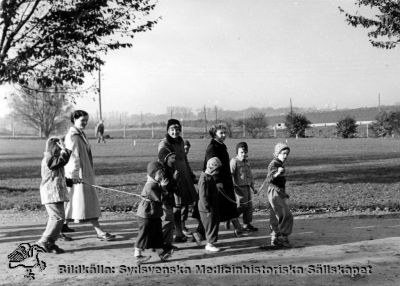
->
xmin=7 ymin=243 xmax=47 ymax=280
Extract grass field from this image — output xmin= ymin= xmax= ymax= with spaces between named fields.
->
xmin=1 ymin=137 xmax=400 ymax=212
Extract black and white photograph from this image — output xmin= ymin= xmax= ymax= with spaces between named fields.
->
xmin=1 ymin=0 xmax=400 ymax=285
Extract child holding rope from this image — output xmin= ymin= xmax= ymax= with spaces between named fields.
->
xmin=36 ymin=137 xmax=72 ymax=254
xmin=198 ymin=157 xmax=222 ymax=252
xmin=265 ymin=142 xmax=293 ymax=248
xmin=230 ymin=142 xmax=258 ymax=232
xmin=134 ymin=161 xmax=174 ymax=263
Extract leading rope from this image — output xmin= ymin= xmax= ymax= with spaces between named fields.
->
xmin=82 ymin=181 xmax=150 ymax=201
xmin=83 ymin=181 xmax=261 ymax=205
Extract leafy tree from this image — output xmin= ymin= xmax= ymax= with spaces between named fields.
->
xmin=284 ymin=112 xmax=311 ymax=138
xmin=0 ymin=0 xmax=158 ymax=87
xmin=371 ymin=110 xmax=400 ymax=137
xmin=9 ymin=85 xmax=73 ymax=138
xmin=238 ymin=112 xmax=268 ymax=138
xmin=339 ymin=1 xmax=400 ymax=49
xmin=336 ymin=116 xmax=358 ymax=138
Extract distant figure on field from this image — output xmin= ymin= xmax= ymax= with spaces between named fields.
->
xmin=183 ymin=140 xmax=191 ymax=155
xmin=95 ymin=120 xmax=105 ymax=143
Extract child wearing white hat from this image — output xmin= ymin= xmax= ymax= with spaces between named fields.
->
xmin=265 ymin=142 xmax=293 ymax=248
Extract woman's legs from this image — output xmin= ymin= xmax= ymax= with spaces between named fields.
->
xmin=231 ymin=217 xmax=243 ymax=231
xmin=90 ymin=219 xmax=116 ymax=241
xmin=90 ymin=219 xmax=105 ymax=235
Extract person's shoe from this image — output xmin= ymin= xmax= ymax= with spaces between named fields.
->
xmin=225 ymin=221 xmax=231 ymax=230
xmin=164 ymin=243 xmax=178 ymax=251
xmin=182 ymin=228 xmax=193 ymax=237
xmin=243 ymin=224 xmax=258 ymax=232
xmin=271 ymin=236 xmax=284 ymax=247
xmin=97 ymin=232 xmax=116 ymax=241
xmin=159 ymin=248 xmax=174 ymax=261
xmin=35 ymin=241 xmax=52 ymax=253
xmin=192 ymin=232 xmax=203 ymax=246
xmin=61 ymin=224 xmax=75 ymax=233
xmin=50 ymin=244 xmax=65 ymax=254
xmin=234 ymin=230 xmax=249 ymax=238
xmin=173 ymin=236 xmax=187 ymax=243
xmin=135 ymin=255 xmax=151 ymax=264
xmin=59 ymin=233 xmax=73 ymax=241
xmin=234 ymin=230 xmax=242 ymax=238
xmin=134 ymin=247 xmax=142 ymax=257
xmin=280 ymin=236 xmax=292 ymax=248
xmin=205 ymin=243 xmax=220 ymax=252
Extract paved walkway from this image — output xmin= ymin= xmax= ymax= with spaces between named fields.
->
xmin=1 ymin=211 xmax=400 ymax=285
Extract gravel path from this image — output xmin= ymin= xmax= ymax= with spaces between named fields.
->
xmin=1 ymin=210 xmax=400 ymax=286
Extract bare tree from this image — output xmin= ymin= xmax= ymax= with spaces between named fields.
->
xmin=166 ymin=106 xmax=194 ymax=120
xmin=237 ymin=112 xmax=268 ymax=138
xmin=9 ymin=85 xmax=73 ymax=138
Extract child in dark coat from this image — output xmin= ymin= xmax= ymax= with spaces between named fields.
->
xmin=198 ymin=157 xmax=222 ymax=252
xmin=134 ymin=161 xmax=174 ymax=263
xmin=37 ymin=137 xmax=72 ymax=254
xmin=158 ymin=147 xmax=178 ymax=251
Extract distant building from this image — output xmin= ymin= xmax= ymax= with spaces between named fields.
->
xmin=274 ymin=123 xmax=286 ymax=130
xmin=310 ymin=122 xmax=337 ymax=127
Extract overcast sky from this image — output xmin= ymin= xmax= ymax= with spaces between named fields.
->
xmin=1 ymin=0 xmax=400 ymax=116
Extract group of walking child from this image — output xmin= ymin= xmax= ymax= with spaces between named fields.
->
xmin=36 ymin=113 xmax=294 ymax=262
xmin=133 ymin=119 xmax=294 ymax=262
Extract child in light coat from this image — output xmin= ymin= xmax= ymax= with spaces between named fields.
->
xmin=265 ymin=142 xmax=293 ymax=248
xmin=230 ymin=142 xmax=258 ymax=232
xmin=37 ymin=137 xmax=72 ymax=254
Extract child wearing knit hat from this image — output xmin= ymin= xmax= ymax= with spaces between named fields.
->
xmin=134 ymin=161 xmax=174 ymax=263
xmin=197 ymin=157 xmax=222 ymax=252
xmin=160 ymin=118 xmax=197 ymax=242
xmin=158 ymin=147 xmax=178 ymax=251
xmin=36 ymin=137 xmax=72 ymax=254
xmin=264 ymin=142 xmax=293 ymax=248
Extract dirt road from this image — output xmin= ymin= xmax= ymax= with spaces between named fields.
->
xmin=1 ymin=210 xmax=400 ymax=286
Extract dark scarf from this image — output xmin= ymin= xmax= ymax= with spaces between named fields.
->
xmin=165 ymin=133 xmax=183 ymax=145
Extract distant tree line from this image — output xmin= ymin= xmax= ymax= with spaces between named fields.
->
xmin=7 ymin=88 xmax=400 ymax=139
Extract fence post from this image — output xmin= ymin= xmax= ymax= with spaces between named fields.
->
xmin=11 ymin=116 xmax=15 ymax=138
